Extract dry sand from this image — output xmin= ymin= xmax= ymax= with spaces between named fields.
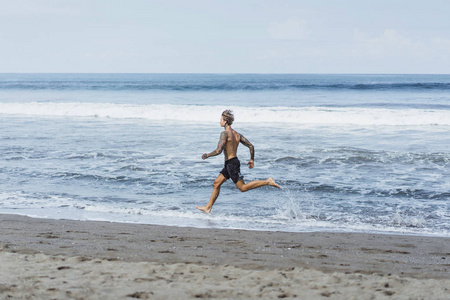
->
xmin=0 ymin=214 xmax=448 ymax=299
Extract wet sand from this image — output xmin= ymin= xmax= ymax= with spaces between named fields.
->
xmin=0 ymin=214 xmax=449 ymax=299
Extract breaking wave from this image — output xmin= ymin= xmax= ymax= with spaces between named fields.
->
xmin=1 ymin=102 xmax=450 ymax=126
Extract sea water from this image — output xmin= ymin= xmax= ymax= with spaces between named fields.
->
xmin=0 ymin=74 xmax=449 ymax=236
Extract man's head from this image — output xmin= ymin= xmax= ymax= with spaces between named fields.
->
xmin=221 ymin=110 xmax=234 ymax=127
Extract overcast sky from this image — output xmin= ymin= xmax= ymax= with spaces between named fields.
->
xmin=1 ymin=0 xmax=449 ymax=73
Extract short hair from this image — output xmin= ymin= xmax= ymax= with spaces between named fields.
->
xmin=221 ymin=110 xmax=234 ymax=126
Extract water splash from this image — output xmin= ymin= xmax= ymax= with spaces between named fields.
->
xmin=273 ymin=187 xmax=319 ymax=221
xmin=392 ymin=208 xmax=426 ymax=228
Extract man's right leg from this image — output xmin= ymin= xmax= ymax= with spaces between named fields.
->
xmin=235 ymin=177 xmax=280 ymax=192
xmin=196 ymin=174 xmax=228 ymax=214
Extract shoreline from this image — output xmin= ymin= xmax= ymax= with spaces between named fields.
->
xmin=4 ymin=211 xmax=449 ymax=239
xmin=1 ymin=213 xmax=449 ymax=299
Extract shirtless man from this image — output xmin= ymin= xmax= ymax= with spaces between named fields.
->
xmin=196 ymin=110 xmax=280 ymax=214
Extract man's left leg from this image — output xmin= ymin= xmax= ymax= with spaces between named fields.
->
xmin=196 ymin=174 xmax=228 ymax=214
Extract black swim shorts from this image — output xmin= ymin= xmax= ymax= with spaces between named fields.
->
xmin=220 ymin=157 xmax=244 ymax=183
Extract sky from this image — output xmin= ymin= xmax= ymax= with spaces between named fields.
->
xmin=1 ymin=0 xmax=449 ymax=74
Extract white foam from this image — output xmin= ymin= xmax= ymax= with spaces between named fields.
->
xmin=0 ymin=190 xmax=448 ymax=236
xmin=1 ymin=102 xmax=450 ymax=126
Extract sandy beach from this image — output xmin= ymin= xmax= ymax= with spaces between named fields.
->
xmin=0 ymin=214 xmax=448 ymax=299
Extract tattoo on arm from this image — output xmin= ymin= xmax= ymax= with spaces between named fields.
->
xmin=206 ymin=131 xmax=227 ymax=158
xmin=240 ymin=134 xmax=254 ymax=161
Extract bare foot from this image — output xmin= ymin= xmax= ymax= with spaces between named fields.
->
xmin=196 ymin=205 xmax=211 ymax=214
xmin=267 ymin=177 xmax=281 ymax=189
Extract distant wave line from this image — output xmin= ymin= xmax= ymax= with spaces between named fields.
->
xmin=1 ymin=82 xmax=450 ymax=91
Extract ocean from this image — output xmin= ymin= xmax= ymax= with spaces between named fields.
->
xmin=0 ymin=73 xmax=449 ymax=236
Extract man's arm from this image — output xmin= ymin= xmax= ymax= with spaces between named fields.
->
xmin=202 ymin=131 xmax=228 ymax=160
xmin=239 ymin=134 xmax=255 ymax=168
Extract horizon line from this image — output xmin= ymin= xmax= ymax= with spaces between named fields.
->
xmin=1 ymin=72 xmax=450 ymax=76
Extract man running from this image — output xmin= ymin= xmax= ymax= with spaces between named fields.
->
xmin=196 ymin=110 xmax=280 ymax=214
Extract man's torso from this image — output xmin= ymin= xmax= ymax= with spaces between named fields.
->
xmin=223 ymin=128 xmax=240 ymax=160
